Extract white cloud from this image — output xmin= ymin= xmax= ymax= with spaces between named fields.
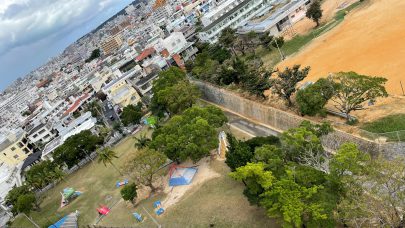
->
xmin=0 ymin=0 xmax=127 ymax=55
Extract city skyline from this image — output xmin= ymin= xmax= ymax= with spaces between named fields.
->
xmin=0 ymin=0 xmax=134 ymax=91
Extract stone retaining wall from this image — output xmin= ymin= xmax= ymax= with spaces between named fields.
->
xmin=193 ymin=80 xmax=404 ymax=158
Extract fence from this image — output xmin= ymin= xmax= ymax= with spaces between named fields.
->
xmin=358 ymin=129 xmax=405 ymax=143
xmin=192 ymin=80 xmax=405 ymax=158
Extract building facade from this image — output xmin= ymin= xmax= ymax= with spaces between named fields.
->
xmin=198 ymin=0 xmax=274 ymax=43
xmin=0 ymin=130 xmax=33 ymax=166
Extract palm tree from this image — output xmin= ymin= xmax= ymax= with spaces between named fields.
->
xmin=97 ymin=147 xmax=122 ymax=175
xmin=134 ymin=134 xmax=151 ymax=149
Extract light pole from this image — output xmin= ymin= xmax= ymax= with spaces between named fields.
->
xmin=274 ymin=37 xmax=285 ymax=60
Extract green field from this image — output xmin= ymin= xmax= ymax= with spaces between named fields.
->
xmin=361 ymin=114 xmax=405 ymax=141
xmin=11 ymin=128 xmax=277 ymax=227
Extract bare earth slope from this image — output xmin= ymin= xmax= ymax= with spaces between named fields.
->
xmin=278 ymin=0 xmax=405 ymax=95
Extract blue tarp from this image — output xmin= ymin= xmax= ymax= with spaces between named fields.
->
xmin=169 ymin=167 xmax=197 ymax=186
xmin=48 ymin=216 xmax=67 ymax=228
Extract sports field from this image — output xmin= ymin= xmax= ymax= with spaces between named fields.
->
xmin=278 ymin=0 xmax=405 ymax=95
xmin=11 ymin=128 xmax=276 ymax=227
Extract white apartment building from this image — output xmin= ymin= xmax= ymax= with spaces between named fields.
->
xmin=198 ymin=0 xmax=275 ymax=43
xmin=26 ymin=123 xmax=56 ymax=146
xmin=42 ymin=112 xmax=97 ymax=160
xmin=237 ymin=0 xmax=312 ymax=35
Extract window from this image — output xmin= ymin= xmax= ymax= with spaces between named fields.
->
xmin=18 ymin=142 xmax=24 ymax=148
xmin=13 ymin=154 xmax=19 ymax=159
xmin=23 ymin=148 xmax=30 ymax=154
xmin=38 ymin=129 xmax=46 ymax=134
xmin=10 ymin=147 xmax=16 ymax=151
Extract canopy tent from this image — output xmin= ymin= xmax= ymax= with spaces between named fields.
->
xmin=97 ymin=205 xmax=110 ymax=215
xmin=61 ymin=188 xmax=81 ymax=207
xmin=169 ymin=165 xmax=198 ymax=186
xmin=48 ymin=211 xmax=79 ymax=228
xmin=142 ymin=116 xmax=157 ymax=128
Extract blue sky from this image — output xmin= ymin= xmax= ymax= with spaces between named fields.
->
xmin=0 ymin=0 xmax=134 ymax=91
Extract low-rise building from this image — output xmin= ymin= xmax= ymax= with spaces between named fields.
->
xmin=26 ymin=123 xmax=57 ymax=146
xmin=237 ymin=0 xmax=311 ymax=36
xmin=42 ymin=112 xmax=97 ymax=160
xmin=0 ymin=130 xmax=33 ymax=166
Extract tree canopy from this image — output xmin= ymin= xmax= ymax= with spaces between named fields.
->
xmin=124 ymin=148 xmax=167 ymax=192
xmin=329 ymin=72 xmax=388 ymax=120
xmin=151 ymin=66 xmax=200 ymax=116
xmin=150 ymin=106 xmax=227 ymax=162
xmin=121 ymin=103 xmax=143 ymax=126
xmin=120 ymin=183 xmax=137 ymax=205
xmin=306 ymin=0 xmax=323 ymax=27
xmin=271 ymin=65 xmax=310 ymax=106
xmin=296 ymin=78 xmax=336 ymax=116
xmin=53 ymin=130 xmax=104 ymax=168
xmin=25 ymin=160 xmax=64 ymax=189
xmin=85 ymin=49 xmax=101 ymax=63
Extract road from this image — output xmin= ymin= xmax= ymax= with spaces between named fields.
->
xmin=224 ymin=111 xmax=280 ymax=137
xmin=102 ymin=100 xmax=120 ymax=125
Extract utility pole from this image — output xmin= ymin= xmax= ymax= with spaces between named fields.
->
xmin=274 ymin=38 xmax=285 ymax=60
xmin=22 ymin=213 xmax=40 ymax=228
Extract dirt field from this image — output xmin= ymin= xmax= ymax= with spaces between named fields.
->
xmin=279 ymin=0 xmax=405 ymax=95
xmin=285 ymin=0 xmax=358 ymax=39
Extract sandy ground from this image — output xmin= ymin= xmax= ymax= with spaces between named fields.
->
xmin=285 ymin=0 xmax=358 ymax=39
xmin=161 ymin=157 xmax=220 ymax=209
xmin=278 ymin=0 xmax=405 ymax=95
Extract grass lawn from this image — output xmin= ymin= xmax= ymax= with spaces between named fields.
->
xmin=12 ymin=126 xmax=278 ymax=227
xmin=11 ymin=128 xmax=150 ymax=227
xmin=361 ymin=114 xmax=405 ymax=141
xmin=100 ymin=159 xmax=279 ymax=228
xmin=260 ymin=1 xmax=364 ymax=69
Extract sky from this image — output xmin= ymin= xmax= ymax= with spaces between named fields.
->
xmin=0 ymin=0 xmax=134 ymax=91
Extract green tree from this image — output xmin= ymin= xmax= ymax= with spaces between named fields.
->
xmin=5 ymin=185 xmax=30 ymax=212
xmin=296 ymin=78 xmax=337 ymax=116
xmin=25 ymin=160 xmax=64 ymax=189
xmin=271 ymin=65 xmax=311 ymax=106
xmin=225 ymin=134 xmax=254 ymax=171
xmin=252 ymin=145 xmax=285 ymax=178
xmin=261 ymin=177 xmax=327 ymax=227
xmin=53 ymin=130 xmax=104 ymax=168
xmin=85 ymin=49 xmax=101 ymax=63
xmin=329 ymin=72 xmax=388 ymax=121
xmin=154 ymin=80 xmax=200 ymax=115
xmin=151 ymin=67 xmax=194 ymax=115
xmin=134 ymin=134 xmax=151 ymax=149
xmin=306 ymin=0 xmax=323 ymax=27
xmin=15 ymin=194 xmax=37 ymax=215
xmin=121 ymin=103 xmax=143 ymax=126
xmin=229 ymin=162 xmax=275 ymax=205
xmin=218 ymin=27 xmax=237 ymax=55
xmin=120 ymin=183 xmax=137 ymax=205
xmin=150 ymin=106 xmax=227 ymax=162
xmin=124 ymin=149 xmax=167 ymax=192
xmin=280 ymin=126 xmax=324 ymax=163
xmin=97 ymin=147 xmax=122 ymax=175
xmin=86 ymin=101 xmax=103 ymax=118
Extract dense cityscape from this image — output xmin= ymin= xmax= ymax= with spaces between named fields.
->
xmin=0 ymin=0 xmax=404 ymax=227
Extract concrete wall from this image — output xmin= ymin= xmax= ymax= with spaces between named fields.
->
xmin=193 ymin=80 xmax=405 ymax=158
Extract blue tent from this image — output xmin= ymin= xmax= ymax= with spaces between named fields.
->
xmin=48 ymin=212 xmax=78 ymax=228
xmin=169 ymin=167 xmax=198 ymax=186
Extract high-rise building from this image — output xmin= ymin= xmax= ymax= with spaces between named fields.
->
xmin=101 ymin=35 xmax=123 ymax=55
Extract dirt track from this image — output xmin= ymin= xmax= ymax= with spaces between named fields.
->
xmin=278 ymin=0 xmax=405 ymax=95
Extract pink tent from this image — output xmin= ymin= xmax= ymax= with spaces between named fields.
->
xmin=97 ymin=205 xmax=110 ymax=215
